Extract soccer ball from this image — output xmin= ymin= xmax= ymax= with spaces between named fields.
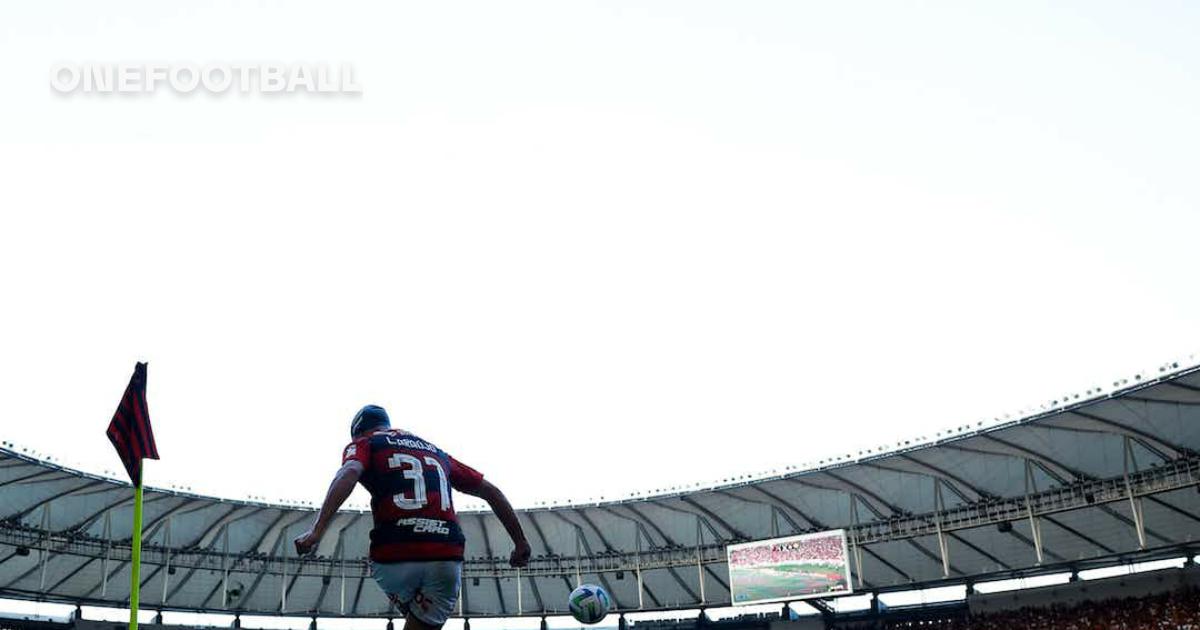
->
xmin=568 ymin=584 xmax=611 ymax=624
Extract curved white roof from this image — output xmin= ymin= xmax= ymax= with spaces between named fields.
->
xmin=2 ymin=362 xmax=1198 ymax=617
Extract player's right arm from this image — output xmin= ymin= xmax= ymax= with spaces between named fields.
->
xmin=294 ymin=439 xmax=369 ymax=555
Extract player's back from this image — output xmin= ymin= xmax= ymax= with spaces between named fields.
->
xmin=342 ymin=428 xmax=485 ymax=562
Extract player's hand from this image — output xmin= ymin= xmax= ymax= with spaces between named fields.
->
xmin=294 ymin=529 xmax=321 ymax=556
xmin=509 ymin=539 xmax=532 ymax=568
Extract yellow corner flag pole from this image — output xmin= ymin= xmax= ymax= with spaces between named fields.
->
xmin=105 ymin=362 xmax=159 ymax=630
xmin=129 ymin=469 xmax=145 ymax=630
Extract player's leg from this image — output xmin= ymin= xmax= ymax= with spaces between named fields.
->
xmin=371 ymin=562 xmax=422 ymax=624
xmin=401 ymin=607 xmax=442 ymax=630
xmin=399 ymin=560 xmax=461 ymax=630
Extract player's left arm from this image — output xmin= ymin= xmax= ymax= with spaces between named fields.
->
xmin=294 ymin=459 xmax=364 ymax=555
xmin=450 ymin=458 xmax=530 ymax=568
xmin=464 ymin=479 xmax=531 ymax=568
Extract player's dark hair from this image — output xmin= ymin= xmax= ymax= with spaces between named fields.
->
xmin=351 ymin=404 xmax=390 ymax=438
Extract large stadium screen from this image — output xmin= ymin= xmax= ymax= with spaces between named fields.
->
xmin=727 ymin=530 xmax=853 ymax=605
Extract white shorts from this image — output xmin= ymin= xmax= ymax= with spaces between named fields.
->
xmin=371 ymin=560 xmax=462 ymax=626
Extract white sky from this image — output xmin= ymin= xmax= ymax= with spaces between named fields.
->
xmin=1 ymin=1 xmax=1199 ymax=510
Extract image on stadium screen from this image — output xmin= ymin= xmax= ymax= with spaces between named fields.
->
xmin=727 ymin=530 xmax=853 ymax=604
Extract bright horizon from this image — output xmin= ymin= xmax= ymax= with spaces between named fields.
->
xmin=2 ymin=1 xmax=1200 ymax=511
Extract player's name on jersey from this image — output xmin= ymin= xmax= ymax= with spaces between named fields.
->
xmin=382 ymin=434 xmax=440 ymax=453
xmin=395 ymin=518 xmax=451 ymax=535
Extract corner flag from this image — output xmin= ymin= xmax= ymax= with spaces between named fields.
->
xmin=106 ymin=362 xmax=159 ymax=485
xmin=104 ymin=362 xmax=159 ymax=630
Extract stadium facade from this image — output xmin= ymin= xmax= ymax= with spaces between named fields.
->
xmin=1 ymin=362 xmax=1198 ymax=622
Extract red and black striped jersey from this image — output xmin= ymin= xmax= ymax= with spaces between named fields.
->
xmin=342 ymin=428 xmax=484 ymax=563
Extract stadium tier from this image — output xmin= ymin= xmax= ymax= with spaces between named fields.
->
xmin=3 ymin=569 xmax=1200 ymax=629
xmin=1 ymin=363 xmax=1199 ymax=620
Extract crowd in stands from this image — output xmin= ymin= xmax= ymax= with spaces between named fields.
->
xmin=730 ymin=535 xmax=844 ymax=567
xmin=836 ymin=587 xmax=1200 ymax=630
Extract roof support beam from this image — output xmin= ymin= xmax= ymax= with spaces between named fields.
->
xmin=694 ymin=518 xmax=706 ymax=604
xmin=9 ymin=494 xmax=185 ymax=594
xmin=572 ymin=509 xmax=617 ymax=551
xmin=1145 ymin=493 xmax=1200 ymax=528
xmin=550 ymin=514 xmax=622 ymax=610
xmin=744 ymin=485 xmax=814 ymax=531
xmin=308 ymin=513 xmax=359 ymax=614
xmin=980 ymin=435 xmax=1091 ymax=481
xmin=608 ymin=506 xmax=700 ymax=604
xmin=1024 ymin=460 xmax=1044 ymax=565
xmin=1064 ymin=408 xmax=1182 ymax=460
xmin=821 ymin=471 xmax=903 ymax=516
xmin=642 ymin=500 xmax=736 ymax=592
xmin=137 ymin=499 xmax=202 ymax=543
xmin=677 ymin=496 xmax=745 ymax=540
xmin=0 ymin=469 xmax=67 ymax=492
xmin=164 ymin=507 xmax=257 ymax=605
xmin=788 ymin=475 xmax=969 ymax=578
xmin=566 ymin=510 xmax=629 ymax=608
xmin=349 ymin=569 xmax=367 ymax=616
xmin=849 ymin=495 xmax=869 ymax=589
xmin=943 ymin=441 xmax=1174 ymax=548
xmin=199 ymin=510 xmax=297 ymax=609
xmin=61 ymin=492 xmax=138 ymax=534
xmin=715 ymin=489 xmax=798 ymax=536
xmin=1124 ymin=437 xmax=1148 ymax=549
xmin=38 ymin=504 xmax=50 ymax=592
xmin=594 ymin=508 xmax=664 ymax=608
xmin=945 ymin=531 xmax=1013 ymax=571
xmin=783 ymin=477 xmax=890 ymax=519
xmin=934 ymin=480 xmax=950 ymax=577
xmin=177 ymin=504 xmax=252 ymax=549
xmin=14 ymin=480 xmax=107 ymax=521
xmin=1040 ymin=515 xmax=1113 ymax=555
xmin=236 ymin=517 xmax=308 ymax=612
xmin=623 ymin=505 xmax=677 ymax=549
xmin=1164 ymin=380 xmax=1200 ymax=395
xmin=759 ymin=485 xmax=899 ymax=584
xmin=901 ymin=454 xmax=991 ymax=500
xmin=522 ymin=568 xmax=544 ymax=613
xmin=648 ymin=501 xmax=727 ymax=543
xmin=477 ymin=514 xmax=508 ymax=615
xmin=1123 ymin=394 xmax=1200 ymax=406
xmin=81 ymin=499 xmax=208 ymax=600
xmin=525 ymin=511 xmax=581 ymax=596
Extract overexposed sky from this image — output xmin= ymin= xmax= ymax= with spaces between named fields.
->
xmin=1 ymin=1 xmax=1198 ymax=509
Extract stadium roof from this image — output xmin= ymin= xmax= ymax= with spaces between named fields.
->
xmin=2 ymin=361 xmax=1199 ymax=618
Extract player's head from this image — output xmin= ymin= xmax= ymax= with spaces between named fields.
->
xmin=351 ymin=404 xmax=390 ymax=438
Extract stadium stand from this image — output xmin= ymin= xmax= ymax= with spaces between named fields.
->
xmin=0 ymin=620 xmax=73 ymax=630
xmin=635 ymin=569 xmax=1200 ymax=628
xmin=1 ymin=360 xmax=1198 ymax=625
xmin=828 ymin=587 xmax=1200 ymax=629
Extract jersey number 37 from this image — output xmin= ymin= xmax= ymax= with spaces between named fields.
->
xmin=387 ymin=453 xmax=451 ymax=511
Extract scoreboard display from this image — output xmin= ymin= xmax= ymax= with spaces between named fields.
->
xmin=727 ymin=530 xmax=854 ymax=605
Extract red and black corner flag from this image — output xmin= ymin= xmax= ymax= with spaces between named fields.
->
xmin=105 ymin=362 xmax=159 ymax=485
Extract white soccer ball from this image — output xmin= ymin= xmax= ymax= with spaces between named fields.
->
xmin=568 ymin=583 xmax=611 ymax=624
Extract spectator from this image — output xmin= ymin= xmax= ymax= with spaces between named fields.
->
xmin=730 ymin=535 xmax=845 ymax=567
xmin=829 ymin=586 xmax=1200 ymax=630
